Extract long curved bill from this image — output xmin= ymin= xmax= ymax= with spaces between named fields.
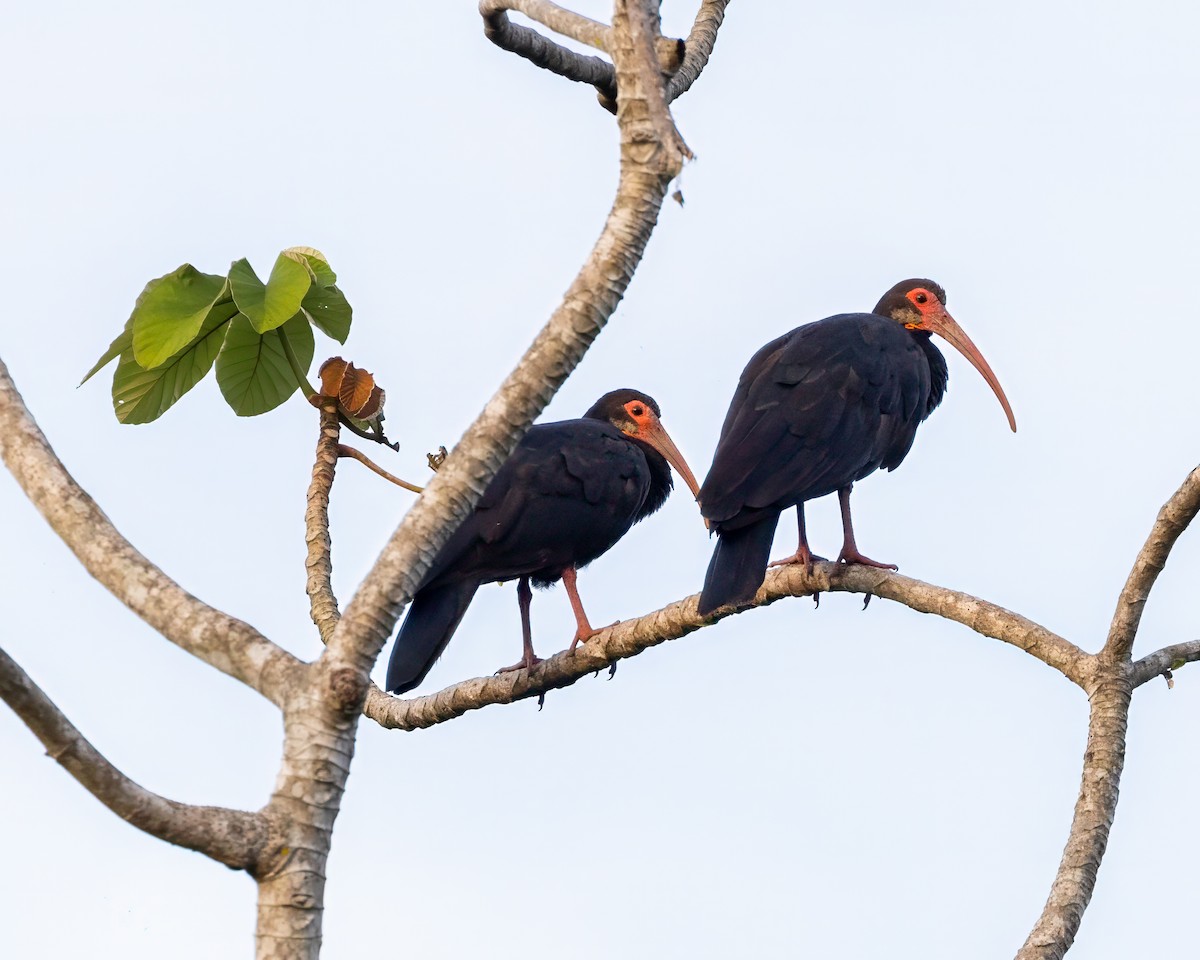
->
xmin=636 ymin=415 xmax=702 ymax=498
xmin=926 ymin=307 xmax=1017 ymax=432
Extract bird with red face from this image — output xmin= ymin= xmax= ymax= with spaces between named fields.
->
xmin=696 ymin=279 xmax=1016 ymax=616
xmin=386 ymin=388 xmax=700 ymax=694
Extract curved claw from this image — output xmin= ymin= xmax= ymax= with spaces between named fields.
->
xmin=495 ymin=654 xmax=544 ymax=676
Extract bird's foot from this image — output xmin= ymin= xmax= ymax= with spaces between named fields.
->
xmin=495 ymin=654 xmax=544 ymax=676
xmin=568 ymin=621 xmax=618 ymax=654
xmin=769 ymin=549 xmax=827 ymax=577
xmin=836 ymin=548 xmax=898 ymax=571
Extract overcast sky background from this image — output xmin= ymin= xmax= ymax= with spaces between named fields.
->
xmin=3 ymin=1 xmax=1199 ymax=957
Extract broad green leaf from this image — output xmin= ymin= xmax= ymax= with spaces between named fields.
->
xmin=131 ymin=265 xmax=227 ymax=369
xmin=82 ymin=316 xmax=133 ymax=385
xmin=301 ymin=283 xmax=352 ymax=343
xmin=284 ymin=246 xmax=336 ymax=287
xmin=112 ymin=301 xmax=237 ymax=424
xmin=230 ymin=255 xmax=311 ymax=334
xmin=215 ymin=312 xmax=314 ymax=416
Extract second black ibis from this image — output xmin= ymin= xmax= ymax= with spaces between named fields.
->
xmin=385 ymin=388 xmax=700 ymax=694
xmin=696 ymin=279 xmax=1016 ymax=616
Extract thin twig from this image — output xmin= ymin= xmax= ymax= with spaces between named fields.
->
xmin=336 ymin=444 xmax=424 ymax=494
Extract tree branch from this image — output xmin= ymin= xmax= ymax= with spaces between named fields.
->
xmin=0 ymin=359 xmax=306 ymax=707
xmin=480 ymin=0 xmax=617 ymax=91
xmin=306 ymin=402 xmax=341 ymax=645
xmin=364 ymin=561 xmax=1090 ymax=731
xmin=0 ymin=645 xmax=268 ymax=871
xmin=665 ymin=0 xmax=729 ymax=103
xmin=1014 ymin=673 xmax=1132 ymax=959
xmin=1104 ymin=465 xmax=1200 ymax=663
xmin=321 ymin=0 xmax=690 ymax=686
xmin=1130 ymin=639 xmax=1200 ymax=688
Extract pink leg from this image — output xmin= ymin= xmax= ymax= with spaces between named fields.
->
xmin=769 ymin=504 xmax=826 ymax=575
xmin=563 ymin=566 xmax=610 ymax=653
xmin=836 ymin=486 xmax=897 ymax=570
xmin=495 ymin=576 xmax=544 ymax=675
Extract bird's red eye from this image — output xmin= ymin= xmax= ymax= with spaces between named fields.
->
xmin=632 ymin=405 xmax=645 ymax=417
xmin=915 ymin=291 xmax=928 ymax=304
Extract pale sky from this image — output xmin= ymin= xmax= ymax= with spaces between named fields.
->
xmin=3 ymin=2 xmax=1199 ymax=957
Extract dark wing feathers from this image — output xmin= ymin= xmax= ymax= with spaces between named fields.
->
xmin=699 ymin=314 xmax=934 ymax=529
xmin=422 ymin=419 xmax=653 ymax=590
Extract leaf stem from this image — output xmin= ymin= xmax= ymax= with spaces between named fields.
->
xmin=276 ymin=327 xmax=316 ymax=398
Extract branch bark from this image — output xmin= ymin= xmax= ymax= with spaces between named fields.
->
xmin=1104 ymin=465 xmax=1200 ymax=663
xmin=364 ymin=561 xmax=1090 ymax=731
xmin=322 ymin=0 xmax=692 ymax=688
xmin=0 ymin=358 xmax=306 ymax=708
xmin=306 ymin=402 xmax=341 ymax=645
xmin=1130 ymin=639 xmax=1200 ymax=688
xmin=1015 ymin=673 xmax=1132 ymax=959
xmin=0 ymin=645 xmax=267 ymax=871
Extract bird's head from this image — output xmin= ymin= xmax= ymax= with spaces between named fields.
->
xmin=585 ymin=389 xmax=701 ymax=497
xmin=875 ymin=279 xmax=1017 ymax=432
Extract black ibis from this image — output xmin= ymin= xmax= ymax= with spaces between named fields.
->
xmin=696 ymin=279 xmax=1015 ymax=616
xmin=385 ymin=389 xmax=701 ymax=694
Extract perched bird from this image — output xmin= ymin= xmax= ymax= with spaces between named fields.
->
xmin=386 ymin=389 xmax=700 ymax=694
xmin=696 ymin=279 xmax=1015 ymax=616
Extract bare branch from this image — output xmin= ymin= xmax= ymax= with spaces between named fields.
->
xmin=1105 ymin=465 xmax=1200 ymax=662
xmin=1130 ymin=639 xmax=1200 ymax=688
xmin=306 ymin=403 xmax=342 ymax=645
xmin=323 ymin=0 xmax=690 ymax=685
xmin=665 ymin=0 xmax=729 ymax=102
xmin=336 ymin=444 xmax=424 ymax=493
xmin=1015 ymin=674 xmax=1131 ymax=959
xmin=0 ymin=359 xmax=306 ymax=706
xmin=480 ymin=0 xmax=617 ymax=91
xmin=0 ymin=645 xmax=267 ymax=871
xmin=364 ymin=561 xmax=1089 ymax=731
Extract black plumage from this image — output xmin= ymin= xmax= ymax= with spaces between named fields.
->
xmin=697 ymin=279 xmax=1014 ymax=615
xmin=386 ymin=389 xmax=699 ymax=694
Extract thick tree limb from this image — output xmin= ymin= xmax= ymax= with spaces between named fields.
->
xmin=322 ymin=0 xmax=690 ymax=687
xmin=1015 ymin=674 xmax=1132 ymax=959
xmin=0 ymin=645 xmax=267 ymax=871
xmin=1104 ymin=465 xmax=1200 ymax=663
xmin=1130 ymin=639 xmax=1200 ymax=688
xmin=364 ymin=562 xmax=1089 ymax=731
xmin=0 ymin=359 xmax=305 ymax=707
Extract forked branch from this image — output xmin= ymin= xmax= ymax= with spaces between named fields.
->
xmin=0 ymin=645 xmax=267 ymax=871
xmin=323 ymin=0 xmax=700 ymax=683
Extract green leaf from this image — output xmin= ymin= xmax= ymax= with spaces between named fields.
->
xmin=131 ymin=265 xmax=228 ymax=369
xmin=301 ymin=283 xmax=352 ymax=343
xmin=112 ymin=301 xmax=237 ymax=424
xmin=215 ymin=312 xmax=314 ymax=416
xmin=82 ymin=317 xmax=133 ymax=385
xmin=283 ymin=246 xmax=336 ymax=287
xmin=229 ymin=255 xmax=312 ymax=334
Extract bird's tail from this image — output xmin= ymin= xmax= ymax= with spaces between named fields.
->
xmin=385 ymin=581 xmax=480 ymax=694
xmin=697 ymin=512 xmax=781 ymax=616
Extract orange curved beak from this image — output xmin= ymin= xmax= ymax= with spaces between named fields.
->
xmin=925 ymin=306 xmax=1017 ymax=432
xmin=630 ymin=414 xmax=702 ymax=498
